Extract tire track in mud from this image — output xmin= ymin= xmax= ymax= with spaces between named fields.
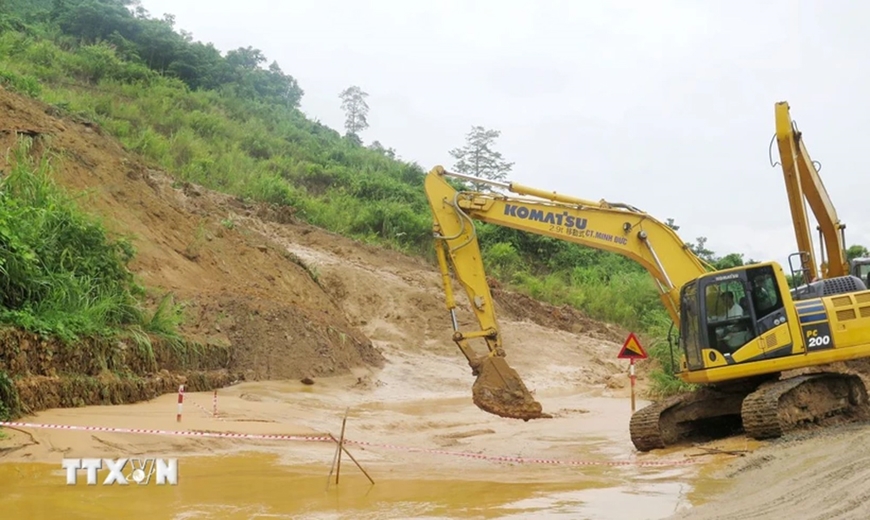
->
xmin=670 ymin=422 xmax=870 ymax=520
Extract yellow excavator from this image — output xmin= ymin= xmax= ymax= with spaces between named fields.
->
xmin=425 ymin=161 xmax=870 ymax=452
xmin=773 ymin=101 xmax=870 ymax=286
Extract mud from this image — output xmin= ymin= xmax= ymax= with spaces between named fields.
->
xmin=671 ymin=421 xmax=870 ymax=520
xmin=471 ymin=355 xmax=549 ymax=420
xmin=0 ymin=382 xmax=714 ymax=520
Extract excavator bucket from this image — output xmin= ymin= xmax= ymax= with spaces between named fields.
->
xmin=471 ymin=355 xmax=550 ymax=420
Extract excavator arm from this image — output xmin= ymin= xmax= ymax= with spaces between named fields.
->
xmin=774 ymin=101 xmax=849 ymax=280
xmin=425 ymin=165 xmax=711 ymax=420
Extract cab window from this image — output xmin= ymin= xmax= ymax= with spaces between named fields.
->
xmin=680 ymin=281 xmax=703 ymax=370
xmin=747 ymin=269 xmax=782 ymax=317
xmin=855 ymin=263 xmax=870 ymax=288
xmin=704 ymin=279 xmax=753 ymax=354
xmin=705 ymin=281 xmax=748 ymax=322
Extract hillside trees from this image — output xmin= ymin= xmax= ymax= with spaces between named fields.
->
xmin=369 ymin=140 xmax=396 ymax=159
xmin=339 ymin=85 xmax=370 ymax=143
xmin=42 ymin=0 xmax=303 ymax=106
xmin=449 ymin=126 xmax=514 ymax=191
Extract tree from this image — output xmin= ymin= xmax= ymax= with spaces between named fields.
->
xmin=369 ymin=140 xmax=396 ymax=159
xmin=448 ymin=126 xmax=514 ymax=191
xmin=225 ymin=46 xmax=266 ymax=71
xmin=684 ymin=235 xmax=749 ymax=270
xmin=339 ymin=85 xmax=370 ymax=140
xmin=714 ymin=253 xmax=745 ymax=270
xmin=687 ymin=236 xmax=715 ymax=263
xmin=847 ymin=244 xmax=870 ymax=262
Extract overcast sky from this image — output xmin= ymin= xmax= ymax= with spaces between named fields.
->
xmin=142 ymin=0 xmax=870 ymax=271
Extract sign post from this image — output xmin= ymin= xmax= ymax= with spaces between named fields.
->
xmin=617 ymin=332 xmax=648 ymax=413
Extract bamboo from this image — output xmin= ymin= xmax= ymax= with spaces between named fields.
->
xmin=335 ymin=407 xmax=349 ymax=484
xmin=328 ymin=433 xmax=375 ymax=485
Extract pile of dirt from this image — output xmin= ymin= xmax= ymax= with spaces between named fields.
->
xmin=222 ymin=206 xmax=637 ymax=398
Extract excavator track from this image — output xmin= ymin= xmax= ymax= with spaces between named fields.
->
xmin=741 ymin=373 xmax=869 ymax=440
xmin=629 ymin=394 xmax=685 ymax=452
xmin=629 ymin=386 xmax=750 ymax=452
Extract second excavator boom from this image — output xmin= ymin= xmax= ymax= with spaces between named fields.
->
xmin=773 ymin=101 xmax=850 ymax=280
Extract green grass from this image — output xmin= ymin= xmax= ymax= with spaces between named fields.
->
xmin=0 ymin=369 xmax=19 ymax=421
xmin=0 ymin=138 xmax=184 ymax=348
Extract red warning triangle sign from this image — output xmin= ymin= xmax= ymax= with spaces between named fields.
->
xmin=617 ymin=332 xmax=648 ymax=360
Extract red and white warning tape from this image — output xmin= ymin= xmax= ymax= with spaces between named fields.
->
xmin=342 ymin=437 xmax=697 ymax=467
xmin=0 ymin=421 xmax=331 ymax=442
xmin=0 ymin=419 xmax=698 ymax=467
xmin=191 ymin=398 xmax=226 ymax=422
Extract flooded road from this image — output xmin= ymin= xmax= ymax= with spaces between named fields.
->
xmin=0 ymin=370 xmax=742 ymax=519
xmin=1 ymin=451 xmax=727 ymax=519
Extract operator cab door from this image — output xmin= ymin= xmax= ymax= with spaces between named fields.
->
xmin=699 ymin=265 xmax=791 ymax=363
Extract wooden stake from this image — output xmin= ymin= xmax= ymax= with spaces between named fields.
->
xmin=328 ymin=433 xmax=375 ymax=486
xmin=335 ymin=407 xmax=349 ymax=484
xmin=326 ymin=434 xmax=341 ymax=491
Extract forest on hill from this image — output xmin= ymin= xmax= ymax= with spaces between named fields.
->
xmin=2 ymin=0 xmax=867 ymax=396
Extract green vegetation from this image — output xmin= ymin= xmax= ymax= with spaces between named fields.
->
xmin=0 ymin=368 xmax=19 ymax=422
xmin=1 ymin=0 xmax=865 ymax=398
xmin=0 ymin=139 xmax=182 ymax=348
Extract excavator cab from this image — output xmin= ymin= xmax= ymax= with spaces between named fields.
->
xmin=679 ymin=264 xmax=789 ymax=373
xmin=852 ymin=259 xmax=870 ymax=288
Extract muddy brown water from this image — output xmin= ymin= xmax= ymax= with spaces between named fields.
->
xmin=0 ymin=454 xmax=729 ymax=519
xmin=0 ymin=370 xmax=742 ymax=519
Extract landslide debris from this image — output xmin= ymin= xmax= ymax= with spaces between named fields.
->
xmin=0 ymin=85 xmax=384 ymax=414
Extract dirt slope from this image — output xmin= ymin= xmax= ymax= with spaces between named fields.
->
xmin=0 ymin=86 xmax=382 ymax=385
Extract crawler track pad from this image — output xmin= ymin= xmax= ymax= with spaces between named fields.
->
xmin=471 ymin=356 xmax=550 ymax=421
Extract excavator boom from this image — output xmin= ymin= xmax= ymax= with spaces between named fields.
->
xmin=774 ymin=101 xmax=849 ymax=280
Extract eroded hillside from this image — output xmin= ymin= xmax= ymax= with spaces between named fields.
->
xmin=0 ymin=85 xmax=638 ymax=416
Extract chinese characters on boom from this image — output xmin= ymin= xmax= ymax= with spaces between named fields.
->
xmin=502 ymin=204 xmax=628 ymax=245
